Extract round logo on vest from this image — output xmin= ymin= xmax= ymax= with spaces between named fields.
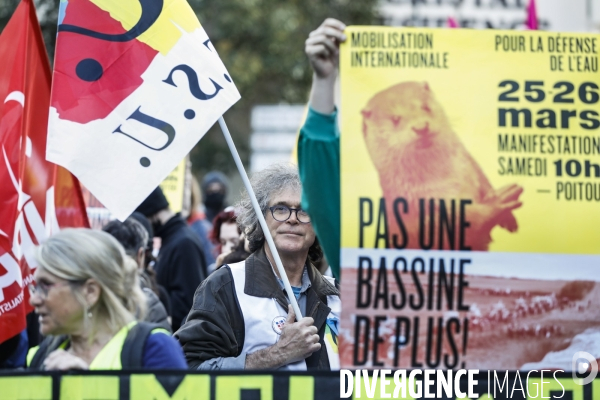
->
xmin=272 ymin=316 xmax=286 ymax=335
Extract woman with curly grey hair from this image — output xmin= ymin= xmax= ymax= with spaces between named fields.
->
xmin=176 ymin=163 xmax=340 ymax=371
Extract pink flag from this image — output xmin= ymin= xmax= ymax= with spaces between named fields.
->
xmin=447 ymin=17 xmax=458 ymax=28
xmin=526 ymin=0 xmax=538 ymax=30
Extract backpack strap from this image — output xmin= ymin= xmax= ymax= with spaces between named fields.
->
xmin=120 ymin=321 xmax=162 ymax=369
xmin=29 ymin=335 xmax=68 ymax=370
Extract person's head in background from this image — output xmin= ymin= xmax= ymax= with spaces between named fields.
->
xmin=128 ymin=211 xmax=155 ymax=270
xmin=220 ymin=238 xmax=251 ymax=268
xmin=201 ymin=171 xmax=229 ymax=222
xmin=118 ymin=213 xmax=164 ymax=301
xmin=210 ymin=207 xmax=241 ymax=257
xmin=30 ymin=229 xmax=146 ymax=338
xmin=102 ymin=217 xmax=148 ymax=270
xmin=102 ymin=217 xmax=172 ymax=331
xmin=135 ymin=186 xmax=172 ymax=234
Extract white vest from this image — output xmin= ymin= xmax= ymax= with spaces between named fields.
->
xmin=228 ymin=260 xmax=340 ymax=370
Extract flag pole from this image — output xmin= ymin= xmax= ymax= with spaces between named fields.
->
xmin=218 ymin=116 xmax=303 ymax=319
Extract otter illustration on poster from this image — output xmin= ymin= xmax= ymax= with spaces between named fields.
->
xmin=361 ymin=81 xmax=524 ymax=250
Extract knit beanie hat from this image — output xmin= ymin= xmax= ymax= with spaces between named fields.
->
xmin=135 ymin=187 xmax=169 ymax=217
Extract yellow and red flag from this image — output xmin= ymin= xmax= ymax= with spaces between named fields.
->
xmin=47 ymin=0 xmax=240 ymax=220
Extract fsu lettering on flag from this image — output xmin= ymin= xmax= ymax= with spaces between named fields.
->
xmin=46 ymin=0 xmax=241 ymax=220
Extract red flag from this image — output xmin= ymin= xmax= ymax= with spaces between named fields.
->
xmin=0 ymin=0 xmax=89 ymax=344
xmin=526 ymin=0 xmax=539 ymax=30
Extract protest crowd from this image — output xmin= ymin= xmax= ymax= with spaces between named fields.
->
xmin=2 ymin=2 xmax=600 ymax=400
xmin=0 ymin=17 xmax=346 ymax=372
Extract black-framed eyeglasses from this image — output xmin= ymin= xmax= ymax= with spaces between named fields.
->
xmin=268 ymin=205 xmax=311 ymax=224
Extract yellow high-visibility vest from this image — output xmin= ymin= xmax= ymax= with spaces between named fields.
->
xmin=27 ymin=321 xmax=169 ymax=370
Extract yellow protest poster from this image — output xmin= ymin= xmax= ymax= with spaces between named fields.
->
xmin=159 ymin=156 xmax=191 ymax=214
xmin=338 ymin=27 xmax=600 ymax=370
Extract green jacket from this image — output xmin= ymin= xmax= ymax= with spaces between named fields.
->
xmin=298 ymin=107 xmax=340 ymax=280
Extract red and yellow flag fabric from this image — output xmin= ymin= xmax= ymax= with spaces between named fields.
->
xmin=47 ymin=0 xmax=240 ymax=220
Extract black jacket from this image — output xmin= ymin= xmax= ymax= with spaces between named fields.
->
xmin=142 ymin=288 xmax=171 ymax=332
xmin=155 ymin=214 xmax=207 ymax=331
xmin=174 ymin=247 xmax=339 ymax=370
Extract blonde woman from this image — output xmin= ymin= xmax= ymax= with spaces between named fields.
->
xmin=27 ymin=229 xmax=186 ymax=370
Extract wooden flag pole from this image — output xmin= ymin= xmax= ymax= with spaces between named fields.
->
xmin=218 ymin=116 xmax=303 ymax=319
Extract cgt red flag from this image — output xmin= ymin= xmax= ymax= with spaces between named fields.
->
xmin=0 ymin=0 xmax=89 ymax=344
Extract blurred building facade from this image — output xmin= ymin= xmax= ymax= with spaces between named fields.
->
xmin=379 ymin=0 xmax=599 ymax=32
xmin=249 ymin=105 xmax=306 ymax=172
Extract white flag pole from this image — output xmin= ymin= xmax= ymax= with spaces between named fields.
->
xmin=218 ymin=116 xmax=303 ymax=319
